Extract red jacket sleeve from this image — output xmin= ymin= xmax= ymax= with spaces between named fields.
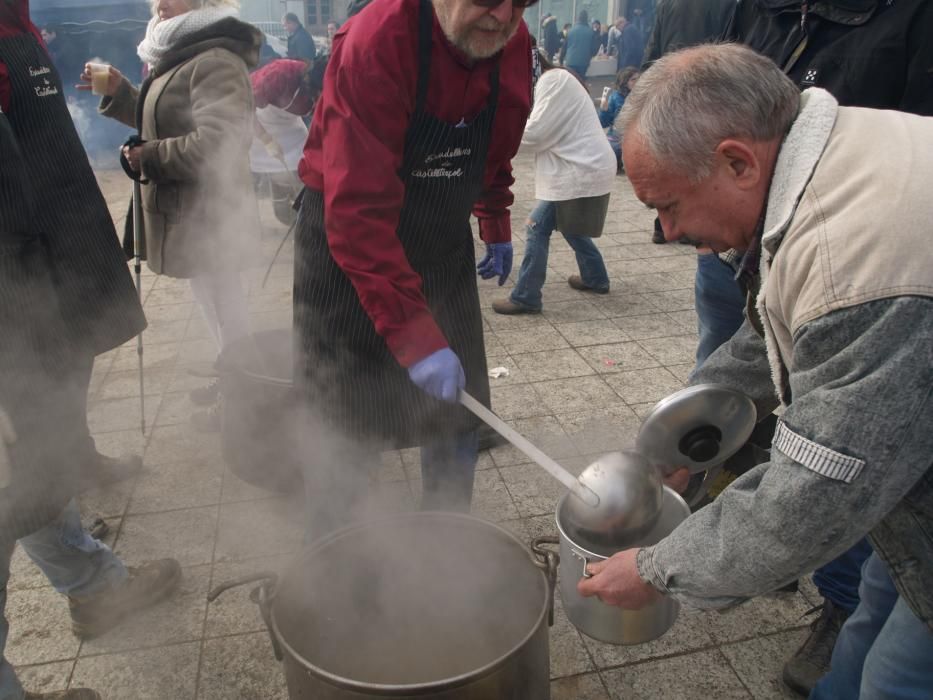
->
xmin=316 ymin=32 xmax=449 ymax=368
xmin=474 ymin=163 xmax=515 ymax=244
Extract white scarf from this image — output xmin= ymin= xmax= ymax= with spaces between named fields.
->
xmin=137 ymin=6 xmax=239 ymax=68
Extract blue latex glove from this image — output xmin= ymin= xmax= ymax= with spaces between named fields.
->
xmin=477 ymin=242 xmax=513 ymax=286
xmin=407 ymin=348 xmax=465 ymax=403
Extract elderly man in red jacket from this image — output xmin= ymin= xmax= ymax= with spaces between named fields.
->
xmin=293 ymin=0 xmax=534 ymax=536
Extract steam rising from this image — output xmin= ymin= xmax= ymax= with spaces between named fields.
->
xmin=274 ymin=514 xmax=548 ymax=686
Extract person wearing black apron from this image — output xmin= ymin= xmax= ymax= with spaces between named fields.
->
xmin=0 ymin=6 xmax=180 ymax=697
xmin=0 ymin=13 xmax=147 ymax=479
xmin=293 ymin=0 xmax=533 ymax=538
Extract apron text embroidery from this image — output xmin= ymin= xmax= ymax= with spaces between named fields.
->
xmin=410 ymin=166 xmax=464 ymax=178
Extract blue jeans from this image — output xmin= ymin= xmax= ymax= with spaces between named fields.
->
xmin=510 ymin=200 xmax=609 ymax=311
xmin=694 ymin=251 xmax=746 ymax=368
xmin=1 ymin=500 xmax=126 ymax=700
xmin=810 ymin=553 xmax=933 ymax=700
xmin=813 ymin=538 xmax=874 ymax=613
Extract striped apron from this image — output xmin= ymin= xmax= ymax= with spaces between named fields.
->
xmin=294 ymin=0 xmax=496 ymax=448
xmin=0 ymin=32 xmax=145 ymax=539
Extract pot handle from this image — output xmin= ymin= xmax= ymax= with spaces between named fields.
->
xmin=530 ymin=536 xmax=560 ymax=627
xmin=252 ymin=583 xmax=284 ymax=662
xmin=207 ymin=572 xmax=283 ymax=661
xmin=570 ymin=548 xmax=593 ymax=579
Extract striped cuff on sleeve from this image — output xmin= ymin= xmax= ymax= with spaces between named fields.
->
xmin=772 ymin=420 xmax=865 ymax=484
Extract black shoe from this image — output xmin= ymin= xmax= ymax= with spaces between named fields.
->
xmin=782 ymin=599 xmax=850 ymax=696
xmin=477 ymin=423 xmax=508 ymax=451
xmin=191 ymin=398 xmax=222 ymax=433
xmin=652 ymin=218 xmax=666 ymax=244
xmin=78 ymin=452 xmax=143 ymax=491
xmin=189 ymin=378 xmax=220 ymax=407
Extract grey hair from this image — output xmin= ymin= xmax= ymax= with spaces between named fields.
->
xmin=617 ymin=43 xmax=800 ymax=181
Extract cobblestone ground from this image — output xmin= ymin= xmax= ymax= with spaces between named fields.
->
xmin=5 ymin=152 xmax=815 ymax=699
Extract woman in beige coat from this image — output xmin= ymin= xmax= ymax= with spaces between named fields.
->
xmin=84 ymin=0 xmax=262 ymax=429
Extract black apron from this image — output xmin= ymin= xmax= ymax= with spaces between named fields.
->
xmin=0 ymin=32 xmax=146 ymax=358
xmin=294 ymin=0 xmax=496 ymax=448
xmin=0 ymin=31 xmax=143 ymax=540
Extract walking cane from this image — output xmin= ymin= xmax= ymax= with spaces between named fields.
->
xmin=121 ymin=136 xmax=147 ymax=435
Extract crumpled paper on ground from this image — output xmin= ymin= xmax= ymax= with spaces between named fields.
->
xmin=488 ymin=366 xmax=510 ymax=379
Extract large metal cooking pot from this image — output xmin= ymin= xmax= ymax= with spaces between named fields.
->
xmin=535 ymin=486 xmax=689 ymax=645
xmin=209 ymin=512 xmax=557 ymax=699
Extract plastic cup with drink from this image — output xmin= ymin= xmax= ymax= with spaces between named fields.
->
xmin=87 ymin=62 xmax=111 ymax=96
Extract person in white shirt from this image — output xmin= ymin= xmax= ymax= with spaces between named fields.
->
xmin=492 ymin=50 xmax=617 ymax=314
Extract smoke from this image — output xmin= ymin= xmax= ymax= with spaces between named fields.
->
xmin=273 ymin=508 xmax=550 ymax=686
xmin=66 ymin=95 xmax=93 ymax=145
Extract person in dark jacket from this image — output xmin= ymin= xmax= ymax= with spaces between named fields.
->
xmin=590 ymin=19 xmax=606 ymax=55
xmin=615 ymin=16 xmax=645 ymax=70
xmin=0 ymin=2 xmax=181 ymax=698
xmin=690 ymin=0 xmax=933 ymax=694
xmin=641 ymin=0 xmax=736 ymax=247
xmin=561 ymin=10 xmax=593 ymax=78
xmin=282 ymin=11 xmax=316 ymax=62
xmin=540 ymin=12 xmax=560 ymax=59
xmin=642 ymin=0 xmax=734 ymax=65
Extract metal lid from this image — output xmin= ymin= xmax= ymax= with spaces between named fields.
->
xmin=635 ymin=384 xmax=756 ymax=474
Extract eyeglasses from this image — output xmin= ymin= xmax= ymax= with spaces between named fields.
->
xmin=472 ymin=0 xmax=540 ymax=8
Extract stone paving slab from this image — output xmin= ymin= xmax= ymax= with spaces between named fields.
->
xmin=3 ymin=155 xmax=813 ymax=698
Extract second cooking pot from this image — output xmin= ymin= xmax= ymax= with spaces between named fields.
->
xmin=539 ymin=486 xmax=690 ymax=645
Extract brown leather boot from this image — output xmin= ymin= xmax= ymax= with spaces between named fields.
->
xmin=69 ymin=559 xmax=182 ymax=640
xmin=491 ymin=299 xmax=540 ymax=315
xmin=567 ymin=275 xmax=609 ymax=294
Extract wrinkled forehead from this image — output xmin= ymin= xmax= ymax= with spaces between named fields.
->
xmin=623 ymin=134 xmax=692 ymax=204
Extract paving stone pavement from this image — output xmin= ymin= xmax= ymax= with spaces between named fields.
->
xmin=4 ymin=152 xmax=816 ymax=699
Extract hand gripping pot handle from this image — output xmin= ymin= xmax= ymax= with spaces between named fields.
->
xmin=207 ymin=572 xmax=282 ymax=661
xmin=530 ymin=536 xmax=560 ymax=627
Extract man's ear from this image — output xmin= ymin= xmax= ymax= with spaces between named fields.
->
xmin=716 ymin=139 xmax=761 ymax=189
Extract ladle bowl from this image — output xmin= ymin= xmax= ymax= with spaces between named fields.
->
xmin=565 ymin=451 xmax=664 ymax=548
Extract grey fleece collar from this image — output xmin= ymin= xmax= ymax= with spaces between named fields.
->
xmin=762 ymin=88 xmax=839 ymax=256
